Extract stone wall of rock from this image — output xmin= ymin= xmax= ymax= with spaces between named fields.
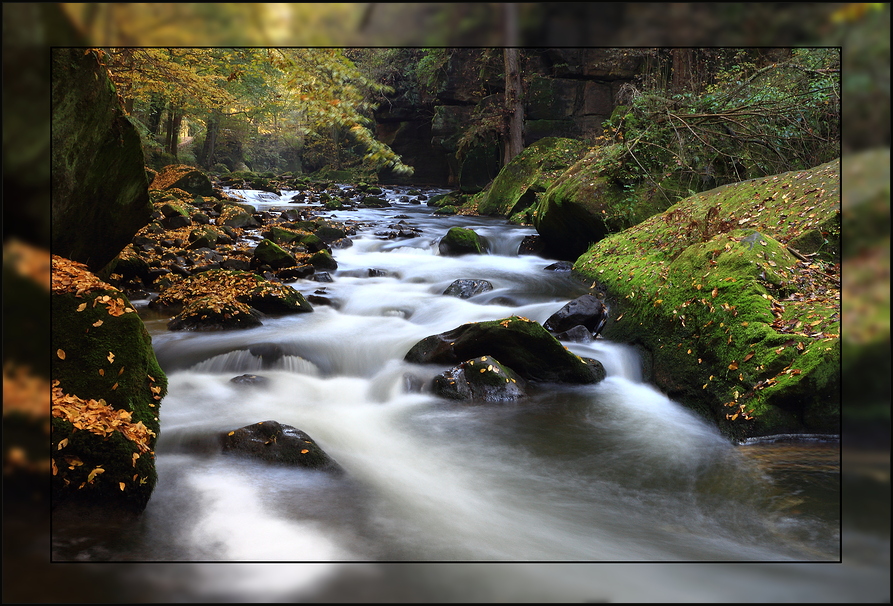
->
xmin=51 ymin=48 xmax=151 ymax=272
xmin=374 ymin=49 xmax=643 ymax=191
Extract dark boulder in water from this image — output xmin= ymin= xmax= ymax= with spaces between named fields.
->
xmin=220 ymin=420 xmax=343 ymax=473
xmin=544 ymin=294 xmax=609 ymax=338
xmin=405 ymin=315 xmax=605 ymax=384
xmin=443 ymin=279 xmax=494 ymax=299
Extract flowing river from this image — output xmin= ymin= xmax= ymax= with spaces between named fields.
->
xmin=49 ymin=184 xmax=865 ymax=601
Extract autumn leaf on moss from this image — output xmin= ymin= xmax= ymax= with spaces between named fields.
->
xmin=52 ymin=381 xmax=156 ymax=453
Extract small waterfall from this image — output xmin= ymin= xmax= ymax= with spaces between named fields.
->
xmin=189 ymin=349 xmax=320 ymax=375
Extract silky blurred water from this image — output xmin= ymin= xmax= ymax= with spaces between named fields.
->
xmin=47 ymin=185 xmax=868 ymax=602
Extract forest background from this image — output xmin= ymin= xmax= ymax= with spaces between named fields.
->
xmin=2 ymin=3 xmax=889 ymax=604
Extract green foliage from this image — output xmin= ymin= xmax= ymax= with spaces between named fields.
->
xmin=415 ymin=48 xmax=452 ymax=93
xmin=100 ymin=47 xmax=413 ymax=176
xmin=602 ymin=49 xmax=840 ymax=205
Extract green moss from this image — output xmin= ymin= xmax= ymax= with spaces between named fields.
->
xmin=477 ymin=137 xmax=588 ymax=216
xmin=439 ymin=227 xmax=486 ymax=254
xmin=51 ymin=288 xmax=167 ymax=511
xmin=532 ymin=144 xmax=670 ymax=259
xmin=252 ymin=239 xmax=296 ymax=269
xmin=574 ymin=159 xmax=841 ymax=441
xmin=309 ymin=249 xmax=337 ymax=270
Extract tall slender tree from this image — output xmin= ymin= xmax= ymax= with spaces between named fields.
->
xmin=502 ymin=4 xmax=524 ymax=166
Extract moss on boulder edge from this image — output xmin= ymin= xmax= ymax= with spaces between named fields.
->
xmin=476 ymin=137 xmax=589 ymax=219
xmin=533 ymin=144 xmax=671 ymax=260
xmin=573 ymin=159 xmax=841 ymax=442
xmin=51 ymin=256 xmax=167 ymax=513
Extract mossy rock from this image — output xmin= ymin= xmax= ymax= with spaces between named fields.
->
xmin=405 ymin=315 xmax=605 ymax=384
xmin=360 ymin=196 xmax=391 ymax=208
xmin=433 ymin=355 xmax=527 ymax=402
xmin=252 ymin=239 xmax=297 ymax=269
xmin=218 ymin=204 xmax=260 ymax=228
xmin=110 ymin=244 xmax=151 ymax=283
xmin=261 ymin=225 xmax=302 ymax=245
xmin=186 ymin=225 xmax=222 ymax=250
xmin=438 ymin=226 xmax=488 ymax=256
xmin=51 ymin=48 xmax=152 ymax=273
xmin=308 ymin=250 xmax=338 ymax=270
xmin=477 ymin=137 xmax=588 ymax=217
xmin=574 ymin=159 xmax=842 ymax=441
xmin=531 ymin=143 xmax=668 ymax=260
xmin=427 ymin=192 xmax=464 ymax=208
xmin=149 ymin=164 xmax=215 ymax=197
xmin=149 ymin=269 xmax=312 ymax=319
xmin=167 ymin=295 xmax=263 ymax=331
xmin=51 ymin=256 xmax=167 ymax=514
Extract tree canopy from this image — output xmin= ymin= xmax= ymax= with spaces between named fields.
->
xmin=99 ymin=46 xmax=414 ymax=175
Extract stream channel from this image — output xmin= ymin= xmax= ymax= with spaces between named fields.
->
xmin=51 ymin=183 xmax=849 ymax=600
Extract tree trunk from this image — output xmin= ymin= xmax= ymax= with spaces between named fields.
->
xmin=199 ymin=111 xmax=220 ymax=168
xmin=671 ymin=48 xmax=694 ymax=94
xmin=503 ymin=47 xmax=524 ymax=166
xmin=147 ymin=93 xmax=164 ymax=137
xmin=165 ymin=104 xmax=181 ymax=157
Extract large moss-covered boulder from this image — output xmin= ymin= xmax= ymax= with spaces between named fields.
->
xmin=532 ymin=144 xmax=669 ymax=260
xmin=405 ymin=316 xmax=605 ymax=384
xmin=51 ymin=256 xmax=167 ymax=514
xmin=51 ymin=48 xmax=151 ymax=272
xmin=149 ymin=164 xmax=215 ymax=197
xmin=476 ymin=137 xmax=589 ymax=219
xmin=574 ymin=159 xmax=841 ymax=442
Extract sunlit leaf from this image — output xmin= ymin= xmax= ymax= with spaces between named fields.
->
xmin=57 ymin=349 xmax=66 ymax=360
xmin=728 ymin=361 xmax=739 ymax=370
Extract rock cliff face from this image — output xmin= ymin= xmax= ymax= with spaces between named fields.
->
xmin=51 ymin=48 xmax=151 ymax=272
xmin=374 ymin=49 xmax=642 ymax=190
